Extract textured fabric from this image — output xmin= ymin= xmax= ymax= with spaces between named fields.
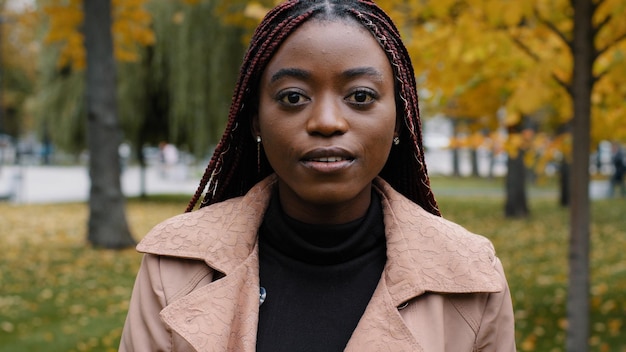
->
xmin=256 ymin=190 xmax=386 ymax=351
xmin=119 ymin=175 xmax=516 ymax=352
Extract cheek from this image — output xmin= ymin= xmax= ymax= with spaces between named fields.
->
xmin=372 ymin=112 xmax=397 ymax=144
xmin=259 ymin=122 xmax=297 ymax=166
xmin=370 ymin=118 xmax=396 ymax=161
xmin=371 ymin=136 xmax=393 ymax=161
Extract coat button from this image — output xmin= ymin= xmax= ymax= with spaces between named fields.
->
xmin=259 ymin=287 xmax=267 ymax=305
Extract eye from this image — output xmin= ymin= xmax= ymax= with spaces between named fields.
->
xmin=346 ymin=89 xmax=377 ymax=105
xmin=277 ymin=90 xmax=309 ymax=106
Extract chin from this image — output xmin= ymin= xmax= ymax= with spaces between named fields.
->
xmin=299 ymin=184 xmax=370 ymax=205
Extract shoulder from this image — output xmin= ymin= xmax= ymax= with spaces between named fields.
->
xmin=136 ymin=196 xmax=247 ymax=259
xmin=375 ymin=177 xmax=496 ymax=257
xmin=374 ymin=177 xmax=502 ymax=294
xmin=136 ymin=175 xmax=277 ymax=266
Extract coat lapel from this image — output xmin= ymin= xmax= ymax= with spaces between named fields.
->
xmin=137 ymin=176 xmax=277 ymax=351
xmin=159 ymin=245 xmax=261 ymax=352
xmin=344 ymin=179 xmax=504 ymax=350
xmin=346 ymin=274 xmax=425 ymax=352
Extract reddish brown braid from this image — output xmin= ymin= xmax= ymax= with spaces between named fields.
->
xmin=186 ymin=0 xmax=440 ymax=217
xmin=349 ymin=1 xmax=440 ymax=215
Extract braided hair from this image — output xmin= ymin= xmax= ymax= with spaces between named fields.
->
xmin=186 ymin=0 xmax=440 ymax=217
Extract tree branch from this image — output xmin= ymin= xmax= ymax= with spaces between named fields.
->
xmin=533 ymin=6 xmax=572 ymax=50
xmin=593 ymin=0 xmax=606 ymax=13
xmin=593 ymin=69 xmax=606 ymax=85
xmin=594 ymin=13 xmax=611 ymax=35
xmin=595 ymin=31 xmax=626 ymax=60
xmin=511 ymin=35 xmax=541 ymax=62
xmin=552 ymin=73 xmax=572 ymax=96
xmin=510 ymin=35 xmax=572 ymax=96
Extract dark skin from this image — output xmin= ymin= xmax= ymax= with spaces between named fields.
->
xmin=253 ymin=19 xmax=398 ymax=225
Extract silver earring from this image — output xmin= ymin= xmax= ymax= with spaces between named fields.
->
xmin=256 ymin=136 xmax=262 ymax=173
xmin=393 ymin=136 xmax=400 ymax=145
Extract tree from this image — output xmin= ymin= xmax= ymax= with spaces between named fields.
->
xmin=116 ymin=0 xmax=245 ymax=196
xmin=0 ymin=2 xmax=37 ymax=140
xmin=39 ymin=0 xmax=244 ymax=156
xmin=567 ymin=0 xmax=593 ymax=349
xmin=38 ymin=0 xmax=244 ymax=197
xmin=83 ymin=0 xmax=134 ymax=248
xmin=376 ymin=1 xmax=626 ymax=350
xmin=39 ymin=0 xmax=155 ymax=155
xmin=118 ymin=1 xmax=245 ymax=155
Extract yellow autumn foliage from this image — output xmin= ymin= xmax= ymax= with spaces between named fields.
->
xmin=112 ymin=0 xmax=155 ymax=62
xmin=44 ymin=0 xmax=85 ymax=69
xmin=380 ymin=0 xmax=626 ymax=151
xmin=38 ymin=0 xmax=626 ymax=147
xmin=4 ymin=7 xmax=39 ymax=80
xmin=43 ymin=0 xmax=155 ymax=70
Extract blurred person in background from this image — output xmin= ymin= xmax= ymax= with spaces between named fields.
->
xmin=609 ymin=141 xmax=625 ymax=197
xmin=158 ymin=141 xmax=179 ymax=179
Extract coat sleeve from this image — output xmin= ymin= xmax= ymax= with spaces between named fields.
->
xmin=119 ymin=254 xmax=172 ymax=352
xmin=475 ymin=257 xmax=517 ymax=351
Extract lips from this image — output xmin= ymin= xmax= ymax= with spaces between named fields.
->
xmin=301 ymin=147 xmax=355 ymax=172
xmin=301 ymin=147 xmax=355 ymax=162
xmin=308 ymin=156 xmax=351 ymax=162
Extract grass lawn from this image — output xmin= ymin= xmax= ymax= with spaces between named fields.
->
xmin=1 ymin=177 xmax=625 ymax=351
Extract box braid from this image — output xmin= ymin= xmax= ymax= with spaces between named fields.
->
xmin=186 ymin=0 xmax=440 ymax=217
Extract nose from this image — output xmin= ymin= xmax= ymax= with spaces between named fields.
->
xmin=306 ymin=96 xmax=349 ymax=137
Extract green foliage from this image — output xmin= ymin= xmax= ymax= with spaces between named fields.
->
xmin=34 ymin=0 xmax=246 ymax=156
xmin=132 ymin=0 xmax=245 ymax=154
xmin=32 ymin=60 xmax=85 ymax=153
xmin=1 ymin=179 xmax=625 ymax=351
xmin=1 ymin=4 xmax=39 ymax=136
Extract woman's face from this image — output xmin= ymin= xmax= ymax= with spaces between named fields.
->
xmin=254 ymin=19 xmax=397 ymax=224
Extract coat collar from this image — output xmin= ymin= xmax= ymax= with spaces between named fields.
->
xmin=137 ymin=175 xmax=503 ymax=351
xmin=137 ymin=175 xmax=275 ymax=276
xmin=138 ymin=174 xmax=502 ymax=300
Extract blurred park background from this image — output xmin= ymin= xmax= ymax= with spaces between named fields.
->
xmin=0 ymin=0 xmax=625 ymax=351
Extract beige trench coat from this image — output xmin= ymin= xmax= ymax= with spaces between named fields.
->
xmin=120 ymin=175 xmax=516 ymax=351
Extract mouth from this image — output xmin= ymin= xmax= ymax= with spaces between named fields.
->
xmin=301 ymin=148 xmax=355 ymax=172
xmin=306 ymin=156 xmax=353 ymax=163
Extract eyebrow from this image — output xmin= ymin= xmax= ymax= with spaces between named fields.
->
xmin=342 ymin=67 xmax=385 ymax=82
xmin=269 ymin=66 xmax=385 ymax=83
xmin=270 ymin=68 xmax=310 ymax=83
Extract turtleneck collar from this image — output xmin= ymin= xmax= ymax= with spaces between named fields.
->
xmin=259 ymin=189 xmax=385 ymax=266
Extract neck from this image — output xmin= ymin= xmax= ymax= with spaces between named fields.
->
xmin=277 ymin=185 xmax=372 ymax=225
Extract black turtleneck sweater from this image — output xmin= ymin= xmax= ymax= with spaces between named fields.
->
xmin=256 ymin=191 xmax=387 ymax=352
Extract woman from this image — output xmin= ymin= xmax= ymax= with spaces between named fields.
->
xmin=120 ymin=1 xmax=516 ymax=351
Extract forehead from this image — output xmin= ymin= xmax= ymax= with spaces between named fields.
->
xmin=262 ymin=19 xmax=392 ymax=79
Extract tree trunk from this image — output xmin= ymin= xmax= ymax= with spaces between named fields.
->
xmin=566 ymin=0 xmax=593 ymax=350
xmin=84 ymin=0 xmax=135 ymax=248
xmin=505 ymin=149 xmax=529 ymax=218
xmin=137 ymin=144 xmax=147 ymax=199
xmin=0 ymin=17 xmax=4 ymax=139
xmin=488 ymin=150 xmax=495 ymax=179
xmin=451 ymin=120 xmax=461 ymax=176
xmin=470 ymin=148 xmax=480 ymax=177
xmin=560 ymin=158 xmax=570 ymax=207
